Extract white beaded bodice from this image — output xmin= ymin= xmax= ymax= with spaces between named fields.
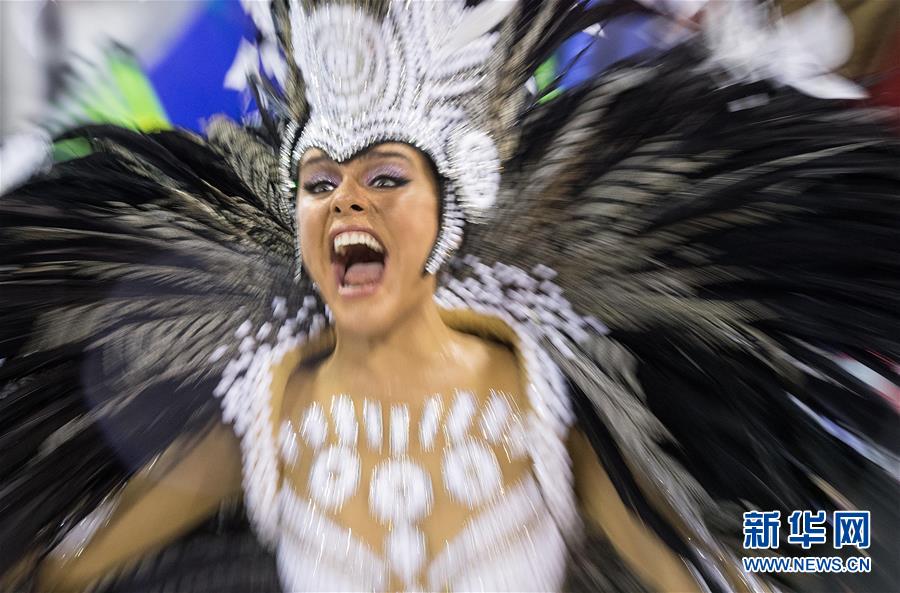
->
xmin=216 ymin=305 xmax=580 ymax=592
xmin=276 ymin=389 xmax=568 ymax=591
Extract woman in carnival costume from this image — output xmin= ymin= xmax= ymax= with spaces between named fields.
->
xmin=1 ymin=1 xmax=898 ymax=592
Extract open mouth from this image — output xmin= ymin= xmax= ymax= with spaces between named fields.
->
xmin=331 ymin=229 xmax=387 ymax=298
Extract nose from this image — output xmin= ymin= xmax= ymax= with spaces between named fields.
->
xmin=331 ymin=181 xmax=369 ymax=215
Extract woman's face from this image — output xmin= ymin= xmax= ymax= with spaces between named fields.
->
xmin=296 ymin=142 xmax=440 ymax=337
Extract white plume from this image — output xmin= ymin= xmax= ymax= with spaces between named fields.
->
xmin=445 ymin=0 xmax=519 ymax=53
xmin=701 ymin=0 xmax=866 ymax=100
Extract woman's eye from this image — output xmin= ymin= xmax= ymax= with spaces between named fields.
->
xmin=303 ymin=180 xmax=337 ymax=194
xmin=370 ymin=175 xmax=408 ymax=188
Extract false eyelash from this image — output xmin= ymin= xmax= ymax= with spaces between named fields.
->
xmin=365 ymin=164 xmax=409 ymax=185
xmin=302 ymin=173 xmax=340 ymax=192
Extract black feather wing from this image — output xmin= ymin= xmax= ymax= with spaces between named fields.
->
xmin=0 ymin=122 xmax=302 ymax=583
xmin=467 ymin=45 xmax=900 ymax=592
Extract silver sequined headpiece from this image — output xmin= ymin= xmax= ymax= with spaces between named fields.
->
xmin=278 ymin=0 xmax=513 ymax=274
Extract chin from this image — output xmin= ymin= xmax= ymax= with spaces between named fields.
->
xmin=330 ymin=302 xmax=397 ymax=337
xmin=326 ymin=278 xmax=434 ymax=338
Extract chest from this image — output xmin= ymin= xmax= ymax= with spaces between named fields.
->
xmin=275 ymin=389 xmax=568 ymax=591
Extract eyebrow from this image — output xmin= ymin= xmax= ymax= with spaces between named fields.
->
xmin=358 ymin=148 xmax=413 ymax=163
xmin=300 ymin=147 xmax=412 ymax=169
xmin=300 ymin=154 xmax=335 ymax=168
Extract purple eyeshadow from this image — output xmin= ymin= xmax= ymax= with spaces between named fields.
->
xmin=304 ymin=172 xmax=340 ymax=186
xmin=365 ymin=164 xmax=408 ymax=183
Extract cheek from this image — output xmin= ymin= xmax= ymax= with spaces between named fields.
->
xmin=296 ymin=201 xmax=326 ymax=270
xmin=394 ymin=198 xmax=439 ymax=267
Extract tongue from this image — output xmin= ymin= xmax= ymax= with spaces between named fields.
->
xmin=343 ymin=261 xmax=385 ymax=286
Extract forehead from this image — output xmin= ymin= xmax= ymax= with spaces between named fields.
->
xmin=299 ymin=142 xmax=421 ymax=168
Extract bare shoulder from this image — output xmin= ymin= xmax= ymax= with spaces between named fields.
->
xmin=454 ymin=330 xmax=525 ymax=396
xmin=282 ymin=348 xmax=332 ymax=416
xmin=482 ymin=337 xmax=520 ymax=374
xmin=285 ymin=364 xmax=316 ymax=399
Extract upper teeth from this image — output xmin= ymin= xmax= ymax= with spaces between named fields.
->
xmin=334 ymin=231 xmax=384 ymax=255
